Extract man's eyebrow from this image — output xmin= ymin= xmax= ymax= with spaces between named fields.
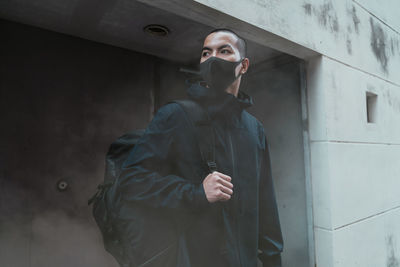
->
xmin=201 ymin=44 xmax=234 ymax=51
xmin=202 ymin=46 xmax=212 ymax=51
xmin=218 ymin=44 xmax=233 ymax=50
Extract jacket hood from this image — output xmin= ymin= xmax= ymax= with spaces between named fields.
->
xmin=186 ymin=82 xmax=253 ymax=121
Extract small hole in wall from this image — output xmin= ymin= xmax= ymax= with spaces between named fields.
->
xmin=366 ymin=92 xmax=377 ymax=123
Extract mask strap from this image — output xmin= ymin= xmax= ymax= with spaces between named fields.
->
xmin=235 ymin=58 xmax=245 ymax=79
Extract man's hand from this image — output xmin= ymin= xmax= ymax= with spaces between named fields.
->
xmin=202 ymin=171 xmax=233 ymax=203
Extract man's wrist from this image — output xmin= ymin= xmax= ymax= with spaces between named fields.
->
xmin=193 ymin=182 xmax=210 ymax=209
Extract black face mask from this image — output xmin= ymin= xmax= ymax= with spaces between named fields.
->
xmin=199 ymin=57 xmax=243 ymax=93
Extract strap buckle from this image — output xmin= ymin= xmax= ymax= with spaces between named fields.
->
xmin=207 ymin=161 xmax=217 ymax=172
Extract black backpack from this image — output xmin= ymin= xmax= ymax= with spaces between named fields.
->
xmin=88 ymin=99 xmax=217 ymax=266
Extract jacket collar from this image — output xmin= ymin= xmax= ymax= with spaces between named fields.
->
xmin=186 ymin=83 xmax=253 ymax=121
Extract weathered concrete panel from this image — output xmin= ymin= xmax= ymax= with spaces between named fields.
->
xmin=307 ymin=56 xmax=329 ymax=142
xmin=314 ymin=227 xmax=334 ymax=267
xmin=315 ymin=208 xmax=400 ymax=267
xmin=356 ymin=0 xmax=400 ymax=33
xmin=329 ymin=142 xmax=400 ymax=229
xmin=310 ymin=141 xmax=400 ymax=230
xmin=193 ymin=0 xmax=400 ymax=84
xmin=310 ymin=141 xmax=332 ymax=229
xmin=331 ymin=207 xmax=400 ymax=267
xmin=308 ymin=56 xmax=400 ymax=144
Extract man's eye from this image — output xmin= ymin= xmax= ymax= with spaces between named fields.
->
xmin=220 ymin=49 xmax=231 ymax=54
xmin=202 ymin=51 xmax=209 ymax=57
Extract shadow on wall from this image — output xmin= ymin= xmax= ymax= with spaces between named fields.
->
xmin=0 ymin=18 xmax=192 ymax=267
xmin=0 ymin=182 xmax=118 ymax=266
xmin=0 ymin=20 xmax=163 ymax=267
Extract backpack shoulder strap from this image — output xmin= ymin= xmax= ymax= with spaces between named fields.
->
xmin=168 ymin=99 xmax=217 ymax=173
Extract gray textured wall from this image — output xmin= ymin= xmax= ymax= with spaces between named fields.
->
xmin=0 ymin=20 xmax=178 ymax=267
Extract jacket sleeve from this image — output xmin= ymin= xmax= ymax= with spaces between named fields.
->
xmin=258 ymin=132 xmax=284 ymax=267
xmin=117 ymin=103 xmax=209 ymax=211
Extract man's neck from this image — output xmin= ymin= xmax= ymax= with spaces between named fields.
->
xmin=225 ymin=76 xmax=242 ymax=97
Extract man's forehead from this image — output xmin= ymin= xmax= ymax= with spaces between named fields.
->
xmin=202 ymin=31 xmax=239 ymax=48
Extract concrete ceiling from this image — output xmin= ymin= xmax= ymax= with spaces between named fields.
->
xmin=0 ymin=0 xmax=282 ymax=65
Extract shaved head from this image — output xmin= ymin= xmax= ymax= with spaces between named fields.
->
xmin=205 ymin=29 xmax=247 ymax=58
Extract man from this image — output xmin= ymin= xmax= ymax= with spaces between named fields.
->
xmin=117 ymin=29 xmax=283 ymax=267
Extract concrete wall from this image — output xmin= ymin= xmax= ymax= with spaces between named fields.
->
xmin=0 ymin=20 xmax=185 ymax=267
xmin=308 ymin=55 xmax=400 ymax=267
xmin=150 ymin=0 xmax=400 ymax=266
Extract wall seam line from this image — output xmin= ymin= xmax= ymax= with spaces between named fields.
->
xmin=314 ymin=206 xmax=400 ymax=232
xmin=334 ymin=205 xmax=400 ymax=230
xmin=314 ymin=226 xmax=332 ymax=232
xmin=310 ymin=140 xmax=400 ymax=146
xmin=322 ymin=55 xmax=400 ymax=88
xmin=352 ymin=0 xmax=400 ymax=35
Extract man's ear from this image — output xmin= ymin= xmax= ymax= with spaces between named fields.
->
xmin=241 ymin=58 xmax=250 ymax=74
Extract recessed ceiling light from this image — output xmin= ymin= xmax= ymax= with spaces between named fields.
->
xmin=143 ymin=24 xmax=170 ymax=37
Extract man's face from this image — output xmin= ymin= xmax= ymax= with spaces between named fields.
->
xmin=200 ymin=31 xmax=242 ymax=63
xmin=200 ymin=31 xmax=249 ymax=80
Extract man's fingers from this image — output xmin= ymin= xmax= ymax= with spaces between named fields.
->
xmin=212 ymin=171 xmax=231 ymax=181
xmin=217 ymin=191 xmax=231 ymax=201
xmin=220 ymin=185 xmax=233 ymax=195
xmin=203 ymin=172 xmax=234 ymax=203
xmin=217 ymin=178 xmax=233 ymax=189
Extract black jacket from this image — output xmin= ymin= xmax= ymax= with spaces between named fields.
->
xmin=117 ymin=83 xmax=283 ymax=267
